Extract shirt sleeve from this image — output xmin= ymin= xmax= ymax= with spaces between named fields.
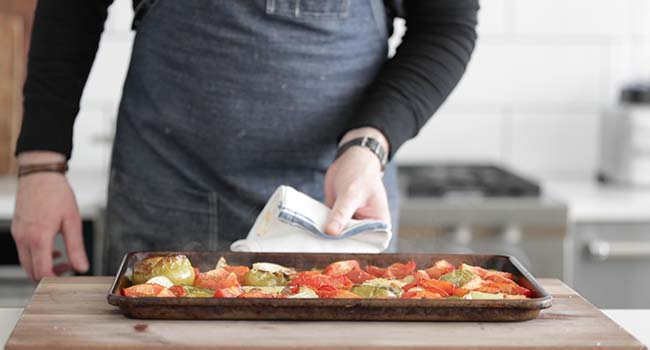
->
xmin=15 ymin=0 xmax=114 ymax=159
xmin=344 ymin=0 xmax=479 ymax=160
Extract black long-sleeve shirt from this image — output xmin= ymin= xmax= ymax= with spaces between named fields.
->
xmin=16 ymin=0 xmax=478 ymax=160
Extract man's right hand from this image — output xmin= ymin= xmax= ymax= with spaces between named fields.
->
xmin=11 ymin=151 xmax=89 ymax=281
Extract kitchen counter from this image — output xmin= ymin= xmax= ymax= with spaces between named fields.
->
xmin=1 ymin=307 xmax=649 ymax=349
xmin=543 ymin=179 xmax=650 ymax=223
xmin=3 ymin=277 xmax=647 ymax=350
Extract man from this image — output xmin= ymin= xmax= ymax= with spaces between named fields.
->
xmin=12 ymin=0 xmax=478 ymax=280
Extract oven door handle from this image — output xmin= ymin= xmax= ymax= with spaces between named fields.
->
xmin=588 ymin=240 xmax=650 ymax=260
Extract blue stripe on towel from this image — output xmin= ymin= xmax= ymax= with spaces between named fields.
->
xmin=277 ymin=206 xmax=388 ymax=240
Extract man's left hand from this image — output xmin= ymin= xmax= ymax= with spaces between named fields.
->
xmin=323 ymin=127 xmax=390 ymax=235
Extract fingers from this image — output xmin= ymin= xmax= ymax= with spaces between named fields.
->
xmin=53 ymin=262 xmax=72 ymax=276
xmin=324 ymin=188 xmax=362 ymax=236
xmin=62 ymin=214 xmax=89 ymax=273
xmin=15 ymin=243 xmax=34 ymax=281
xmin=31 ymin=231 xmax=55 ymax=281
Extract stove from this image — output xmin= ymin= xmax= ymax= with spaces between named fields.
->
xmin=399 ymin=164 xmax=541 ymax=198
xmin=396 ymin=163 xmax=567 ymax=280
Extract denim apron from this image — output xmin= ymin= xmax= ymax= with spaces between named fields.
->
xmin=103 ymin=0 xmax=400 ymax=273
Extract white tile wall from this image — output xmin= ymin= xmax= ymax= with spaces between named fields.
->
xmin=71 ymin=0 xmax=650 ymax=180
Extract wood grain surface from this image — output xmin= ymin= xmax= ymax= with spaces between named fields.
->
xmin=5 ymin=277 xmax=647 ymax=350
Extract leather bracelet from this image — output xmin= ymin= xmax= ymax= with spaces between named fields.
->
xmin=335 ymin=136 xmax=388 ymax=171
xmin=17 ymin=162 xmax=69 ymax=178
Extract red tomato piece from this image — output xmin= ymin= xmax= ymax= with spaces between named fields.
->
xmin=475 ymin=281 xmax=531 ymax=297
xmin=345 ymin=267 xmax=375 ymax=284
xmin=323 ymin=260 xmax=361 ymax=277
xmin=289 ymin=272 xmax=353 ymax=292
xmin=366 ymin=265 xmax=387 ymax=278
xmin=419 ymin=279 xmax=455 ymax=296
xmin=461 ymin=264 xmax=514 ymax=281
xmin=318 ymin=289 xmax=362 ymax=299
xmin=214 ymin=286 xmax=244 ymax=298
xmin=222 ymin=265 xmax=250 ymax=285
xmin=195 ymin=269 xmax=241 ymax=290
xmin=424 ymin=259 xmax=455 ymax=279
xmin=123 ymin=283 xmax=171 ymax=297
xmin=168 ymin=285 xmax=186 ymax=297
xmin=385 ymin=260 xmax=416 ymax=279
xmin=402 ymin=289 xmax=443 ymax=299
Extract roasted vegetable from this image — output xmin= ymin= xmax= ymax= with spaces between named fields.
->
xmin=132 ymin=254 xmax=195 ymax=286
xmin=182 ymin=285 xmax=215 ymax=298
xmin=350 ymin=285 xmax=396 ymax=298
xmin=123 ymin=256 xmax=532 ymax=300
xmin=440 ymin=269 xmax=476 ymax=288
xmin=244 ymin=269 xmax=288 ymax=287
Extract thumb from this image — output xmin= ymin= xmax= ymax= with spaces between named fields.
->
xmin=324 ymin=189 xmax=362 ymax=236
xmin=62 ymin=213 xmax=89 ymax=273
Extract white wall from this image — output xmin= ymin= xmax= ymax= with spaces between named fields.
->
xmin=72 ymin=0 xmax=650 ymax=180
xmin=394 ymin=0 xmax=650 ymax=180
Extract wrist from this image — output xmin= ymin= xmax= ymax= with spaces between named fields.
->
xmin=336 ymin=134 xmax=388 ymax=172
xmin=339 ymin=127 xmax=389 ymax=155
xmin=17 ymin=151 xmax=66 ymax=167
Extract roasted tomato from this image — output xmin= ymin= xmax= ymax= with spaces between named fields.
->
xmin=401 ymin=289 xmax=443 ymax=299
xmin=123 ymin=283 xmax=175 ymax=297
xmin=385 ymin=260 xmax=416 ymax=279
xmin=289 ymin=272 xmax=353 ymax=292
xmin=168 ymin=285 xmax=186 ymax=297
xmin=214 ymin=286 xmax=244 ymax=298
xmin=195 ymin=268 xmax=241 ymax=290
xmin=424 ymin=259 xmax=455 ymax=279
xmin=420 ymin=279 xmax=455 ymax=296
xmin=453 ymin=288 xmax=470 ymax=297
xmin=474 ymin=281 xmax=531 ymax=297
xmin=222 ymin=265 xmax=250 ymax=285
xmin=367 ymin=265 xmax=387 ymax=278
xmin=461 ymin=264 xmax=514 ymax=281
xmin=345 ymin=267 xmax=375 ymax=284
xmin=323 ymin=260 xmax=361 ymax=277
xmin=318 ymin=289 xmax=362 ymax=299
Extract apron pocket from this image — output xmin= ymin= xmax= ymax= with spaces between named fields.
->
xmin=266 ymin=0 xmax=349 ymax=19
xmin=104 ymin=169 xmax=215 ymax=273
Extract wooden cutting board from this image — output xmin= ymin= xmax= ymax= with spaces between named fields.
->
xmin=5 ymin=277 xmax=646 ymax=350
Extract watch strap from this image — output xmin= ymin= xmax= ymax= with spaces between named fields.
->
xmin=335 ymin=136 xmax=387 ymax=170
xmin=17 ymin=162 xmax=69 ymax=178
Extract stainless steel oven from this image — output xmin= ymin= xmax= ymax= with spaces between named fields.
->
xmin=570 ymin=222 xmax=650 ymax=308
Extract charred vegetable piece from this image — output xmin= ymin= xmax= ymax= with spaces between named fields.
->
xmin=182 ymin=285 xmax=215 ymax=298
xmin=350 ymin=285 xmax=396 ymax=298
xmin=131 ymin=256 xmax=163 ymax=285
xmin=244 ymin=269 xmax=288 ymax=287
xmin=440 ymin=269 xmax=475 ymax=288
xmin=132 ymin=254 xmax=195 ymax=286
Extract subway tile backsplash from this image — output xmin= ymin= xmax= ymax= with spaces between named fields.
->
xmin=72 ymin=0 xmax=650 ymax=180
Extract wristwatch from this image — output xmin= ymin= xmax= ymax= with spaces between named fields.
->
xmin=335 ymin=136 xmax=388 ymax=171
